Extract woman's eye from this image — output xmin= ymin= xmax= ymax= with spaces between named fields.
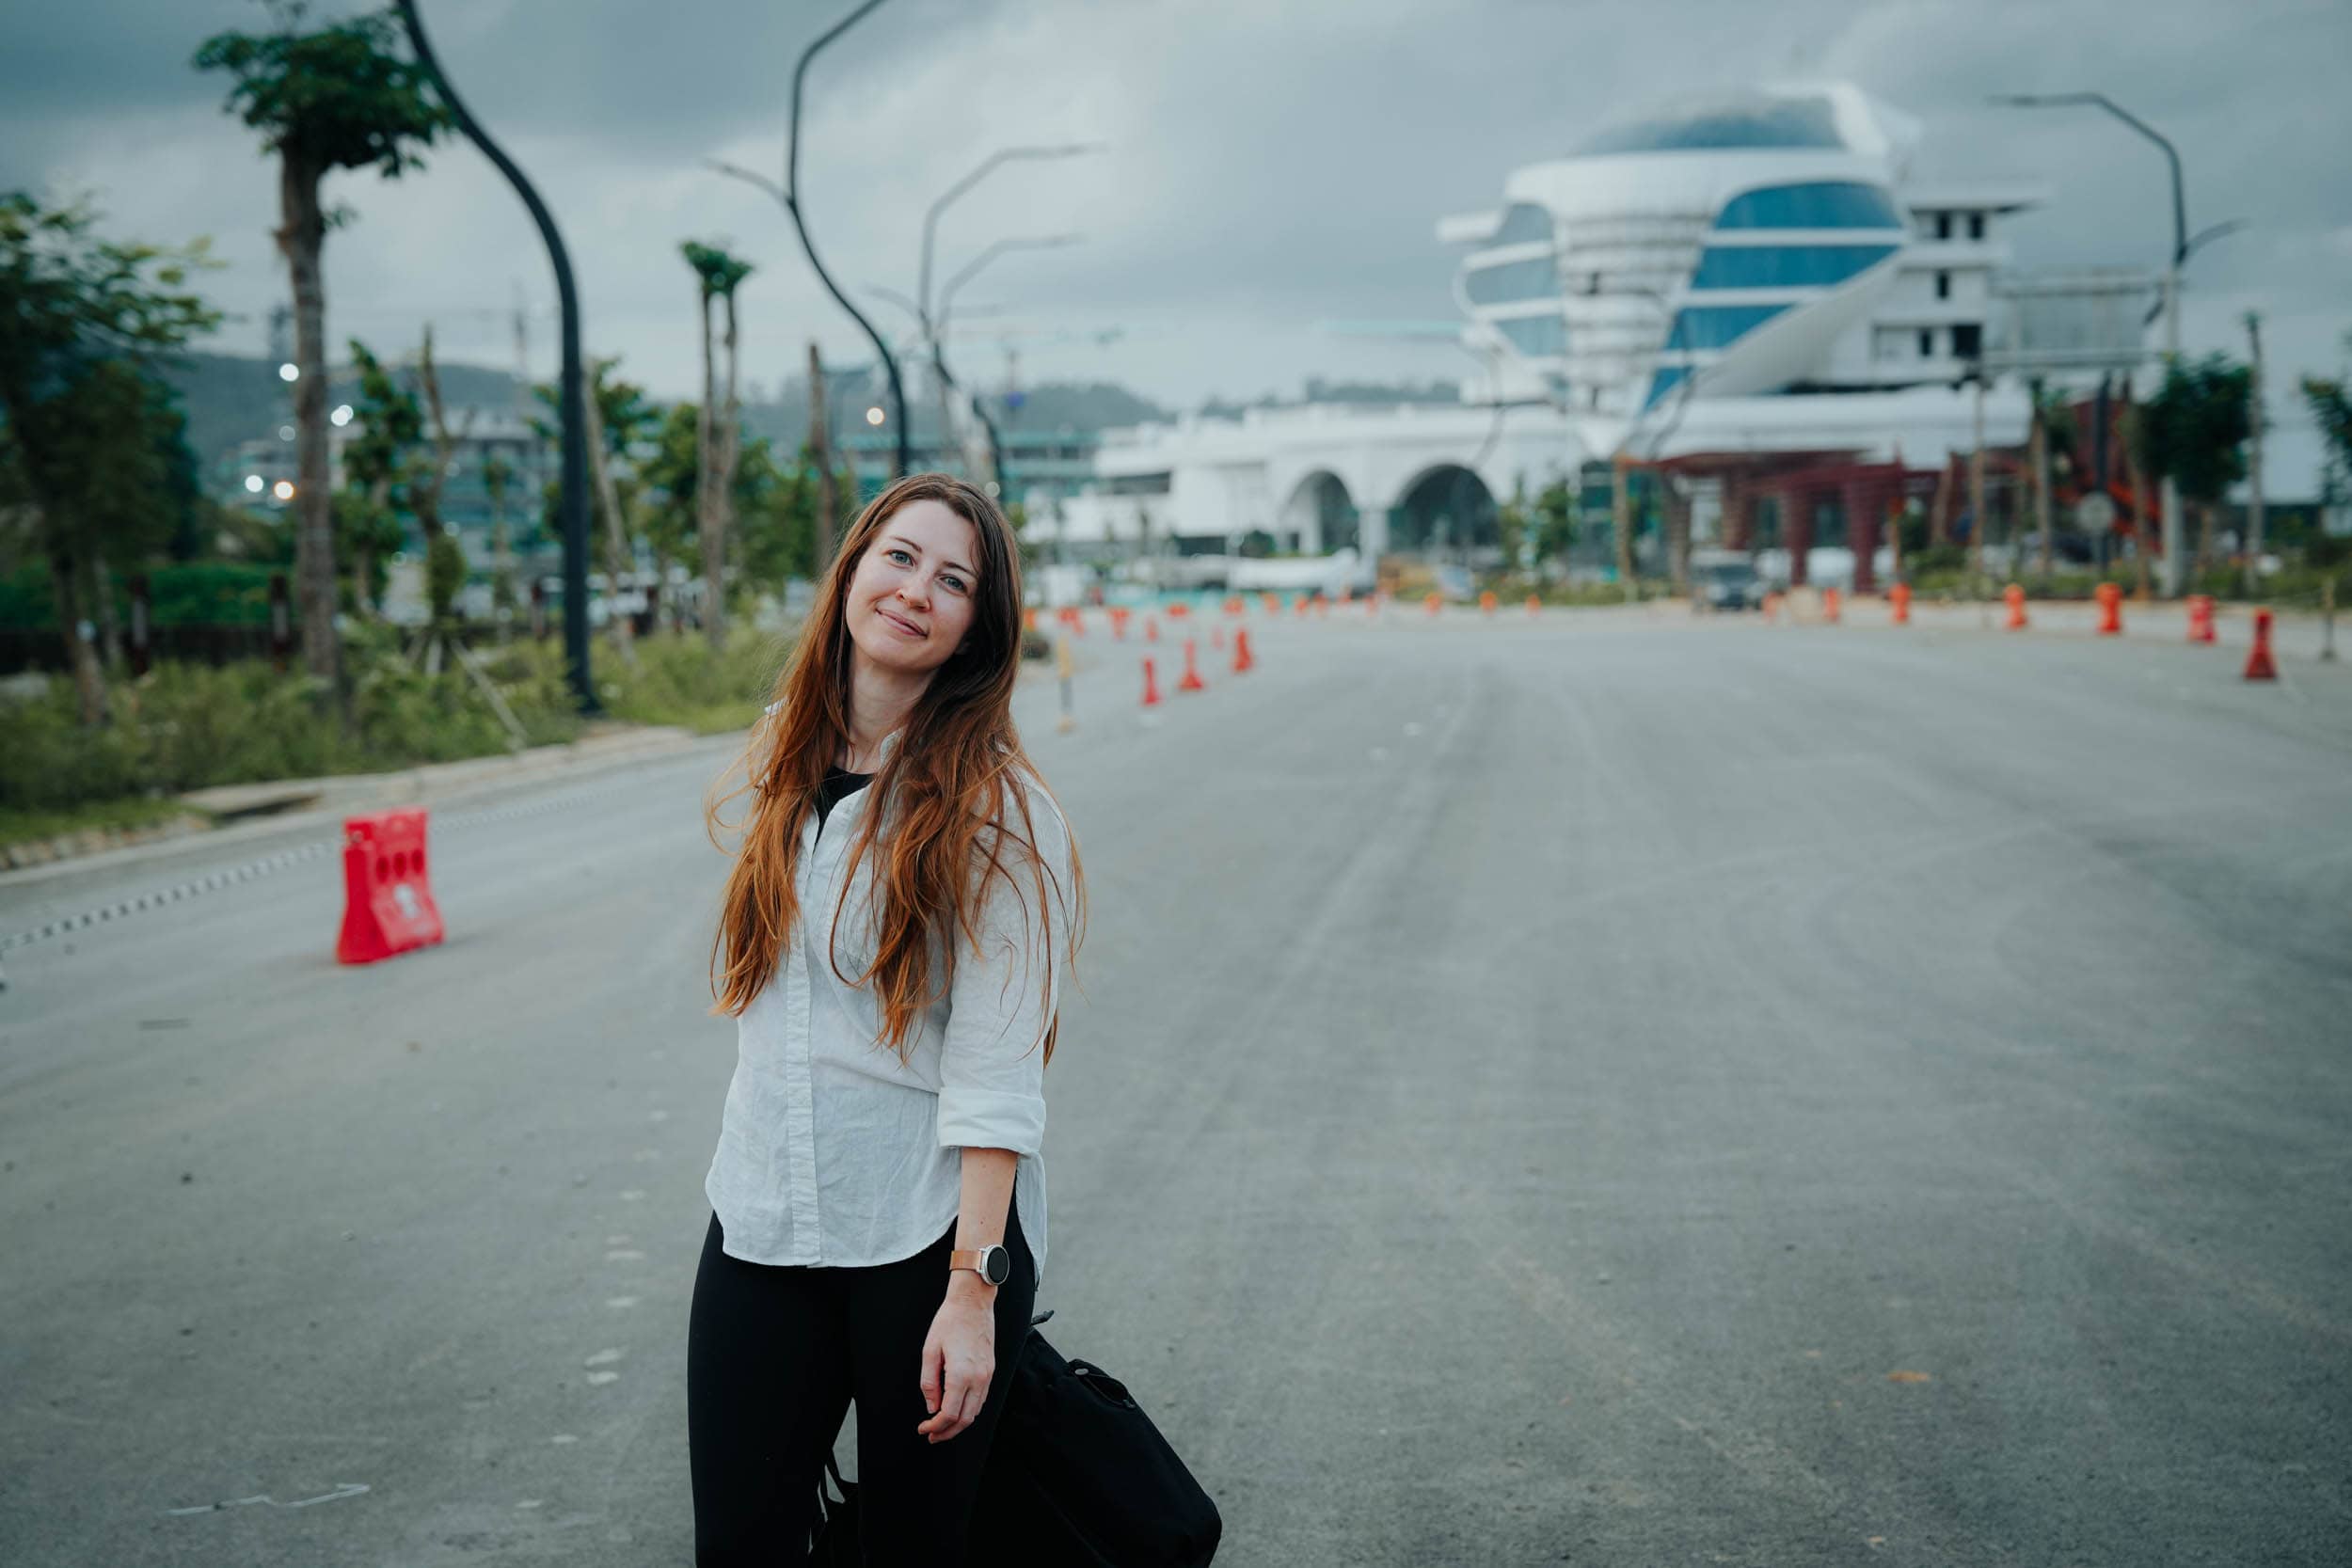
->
xmin=942 ymin=576 xmax=965 ymax=593
xmin=887 ymin=548 xmax=912 ymax=564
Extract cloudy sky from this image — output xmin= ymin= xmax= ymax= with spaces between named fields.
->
xmin=7 ymin=0 xmax=2348 ymax=488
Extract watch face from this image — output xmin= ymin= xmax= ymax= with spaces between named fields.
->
xmin=982 ymin=1245 xmax=1011 ymax=1286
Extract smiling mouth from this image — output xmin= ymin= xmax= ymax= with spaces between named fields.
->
xmin=879 ymin=608 xmax=926 ymax=638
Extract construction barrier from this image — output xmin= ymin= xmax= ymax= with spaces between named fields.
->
xmin=2004 ymin=583 xmax=2027 ymax=630
xmin=2188 ymin=594 xmax=2217 ymax=644
xmin=2095 ymin=581 xmax=2123 ymax=636
xmin=1178 ymin=638 xmax=1207 ymax=692
xmin=2244 ymin=609 xmax=2278 ymax=681
xmin=336 ymin=808 xmax=444 ymax=966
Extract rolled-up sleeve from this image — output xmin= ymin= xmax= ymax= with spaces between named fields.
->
xmin=936 ymin=792 xmax=1072 ymax=1154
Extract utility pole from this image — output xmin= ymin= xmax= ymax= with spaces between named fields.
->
xmin=2031 ymin=380 xmax=2053 ymax=578
xmin=2246 ymin=310 xmax=2265 ymax=597
xmin=1970 ymin=368 xmax=1989 ymax=586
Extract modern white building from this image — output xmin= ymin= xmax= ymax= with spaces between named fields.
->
xmin=1058 ymin=82 xmax=2151 ymax=588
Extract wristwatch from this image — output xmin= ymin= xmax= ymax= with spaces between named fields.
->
xmin=949 ymin=1243 xmax=1012 ymax=1287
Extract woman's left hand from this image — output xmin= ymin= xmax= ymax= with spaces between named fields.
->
xmin=917 ymin=1284 xmax=997 ymax=1443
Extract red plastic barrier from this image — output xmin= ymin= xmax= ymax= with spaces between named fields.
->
xmin=2244 ymin=608 xmax=2278 ymax=681
xmin=337 ymin=808 xmax=444 ymax=965
xmin=2095 ymin=581 xmax=2123 ymax=635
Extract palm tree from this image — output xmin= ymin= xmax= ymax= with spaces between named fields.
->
xmin=682 ymin=241 xmax=754 ymax=649
xmin=196 ymin=5 xmax=452 ymax=688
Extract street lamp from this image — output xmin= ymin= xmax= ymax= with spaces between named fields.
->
xmin=710 ymin=0 xmax=911 ymax=477
xmin=398 ymin=0 xmax=596 ymax=714
xmin=931 ymin=235 xmax=1082 ymax=487
xmin=1990 ymin=90 xmax=2200 ymax=594
xmin=918 ymin=144 xmax=1103 ymax=341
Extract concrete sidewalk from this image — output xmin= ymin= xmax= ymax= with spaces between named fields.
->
xmin=2 ymin=721 xmax=707 ymax=880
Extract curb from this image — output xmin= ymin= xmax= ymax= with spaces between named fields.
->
xmin=0 ymin=723 xmax=715 ymax=889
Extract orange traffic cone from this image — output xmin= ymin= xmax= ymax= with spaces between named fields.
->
xmin=1526 ymin=594 xmax=1540 ymax=616
xmin=2004 ymin=583 xmax=2027 ymax=630
xmin=1262 ymin=593 xmax=1279 ymax=615
xmin=1479 ymin=591 xmax=1497 ymax=615
xmin=2243 ymin=608 xmax=2278 ymax=681
xmin=2188 ymin=594 xmax=2217 ymax=643
xmin=1140 ymin=657 xmax=1161 ymax=708
xmin=1424 ymin=592 xmax=1441 ymax=616
xmin=1178 ymin=638 xmax=1207 ymax=692
xmin=1109 ymin=606 xmax=1130 ymax=641
xmin=1822 ymin=586 xmax=1842 ymax=625
xmin=1889 ymin=582 xmax=1911 ymax=626
xmin=2095 ymin=581 xmax=2122 ymax=635
xmin=1232 ymin=627 xmax=1254 ymax=673
xmin=1145 ymin=615 xmax=1160 ymax=643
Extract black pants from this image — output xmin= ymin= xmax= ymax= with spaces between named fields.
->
xmin=688 ymin=1204 xmax=1037 ymax=1565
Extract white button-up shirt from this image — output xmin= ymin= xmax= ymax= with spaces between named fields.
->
xmin=703 ymin=722 xmax=1071 ymax=1289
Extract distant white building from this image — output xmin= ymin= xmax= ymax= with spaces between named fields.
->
xmin=1060 ymin=82 xmax=2153 ymax=589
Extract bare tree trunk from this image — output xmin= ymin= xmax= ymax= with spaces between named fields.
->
xmin=694 ymin=285 xmax=722 ymax=648
xmin=580 ymin=364 xmax=639 ymax=667
xmin=808 ymin=341 xmax=839 ymax=573
xmin=51 ymin=549 xmax=106 ymax=724
xmin=2194 ymin=498 xmax=2215 ymax=581
xmin=87 ymin=546 xmax=123 ymax=673
xmin=1664 ymin=480 xmax=1691 ymax=594
xmin=278 ymin=154 xmax=339 ymax=688
xmin=1929 ymin=457 xmax=1953 ymax=547
xmin=1612 ymin=452 xmax=1635 ymax=601
xmin=707 ymin=288 xmax=743 ymax=653
xmin=2120 ymin=373 xmax=2154 ymax=599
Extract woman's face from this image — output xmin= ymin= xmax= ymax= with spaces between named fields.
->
xmin=843 ymin=498 xmax=983 ymax=681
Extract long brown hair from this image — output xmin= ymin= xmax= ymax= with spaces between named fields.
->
xmin=706 ymin=472 xmax=1086 ymax=1067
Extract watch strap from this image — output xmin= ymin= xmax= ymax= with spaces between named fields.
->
xmin=949 ymin=1245 xmax=1009 ymax=1285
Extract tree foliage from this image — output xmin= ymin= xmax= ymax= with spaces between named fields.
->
xmin=2134 ymin=353 xmax=2253 ymax=506
xmin=0 ymin=191 xmax=218 ymax=720
xmin=193 ymin=5 xmax=452 ymax=195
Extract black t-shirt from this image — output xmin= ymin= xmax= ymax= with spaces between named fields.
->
xmin=814 ymin=765 xmax=872 ymax=835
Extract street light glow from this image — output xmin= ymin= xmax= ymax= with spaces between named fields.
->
xmin=866 ymin=405 xmax=885 ymax=426
xmin=278 ymin=362 xmax=299 ymax=382
xmin=272 ymin=480 xmax=296 ymax=501
xmin=331 ymin=404 xmax=355 ymax=427
xmin=245 ymin=474 xmax=264 ymax=494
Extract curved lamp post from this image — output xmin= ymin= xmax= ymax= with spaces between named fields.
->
xmin=712 ymin=0 xmax=910 ymax=477
xmin=1989 ymin=91 xmax=2248 ymax=596
xmin=396 ymin=0 xmax=596 ymax=711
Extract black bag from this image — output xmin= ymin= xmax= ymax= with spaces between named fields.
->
xmin=808 ymin=1451 xmax=860 ymax=1565
xmin=970 ymin=1309 xmax=1222 ymax=1565
xmin=807 ymin=1310 xmax=1219 ymax=1565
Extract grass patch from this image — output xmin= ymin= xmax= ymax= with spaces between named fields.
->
xmin=0 ymin=795 xmax=203 ymax=851
xmin=0 ymin=622 xmax=799 ymax=833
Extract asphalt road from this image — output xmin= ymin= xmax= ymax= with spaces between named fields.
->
xmin=5 ymin=605 xmax=2349 ymax=1566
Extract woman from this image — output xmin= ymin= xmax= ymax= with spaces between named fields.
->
xmin=689 ymin=472 xmax=1087 ymax=1563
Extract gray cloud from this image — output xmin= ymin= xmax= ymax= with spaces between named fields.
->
xmin=5 ymin=0 xmax=2346 ymax=486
